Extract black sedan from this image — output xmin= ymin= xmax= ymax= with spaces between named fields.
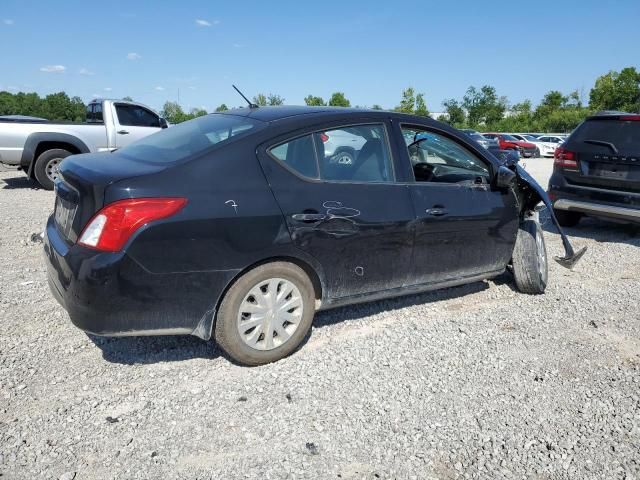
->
xmin=44 ymin=106 xmax=585 ymax=365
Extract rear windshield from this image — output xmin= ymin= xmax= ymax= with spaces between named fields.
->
xmin=573 ymin=119 xmax=640 ymax=154
xmin=119 ymin=114 xmax=265 ymax=163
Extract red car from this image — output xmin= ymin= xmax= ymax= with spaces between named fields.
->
xmin=483 ymin=133 xmax=539 ymax=158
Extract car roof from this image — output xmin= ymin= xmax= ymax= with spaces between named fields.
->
xmin=219 ymin=105 xmax=386 ymax=122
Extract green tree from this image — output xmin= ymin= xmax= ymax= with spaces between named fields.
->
xmin=304 ymin=95 xmax=326 ymax=106
xmin=267 ymin=94 xmax=285 ymax=106
xmin=589 ymin=67 xmax=640 ymax=112
xmin=328 ymin=92 xmax=350 ymax=107
xmin=190 ymin=107 xmax=208 ymax=118
xmin=396 ymin=87 xmax=416 ymax=113
xmin=161 ymin=101 xmax=190 ymax=123
xmin=371 ymin=104 xmax=383 ymax=110
xmin=253 ymin=94 xmax=267 ymax=106
xmin=462 ymin=85 xmax=505 ymax=127
xmin=122 ymin=96 xmax=134 ymax=101
xmin=442 ymin=98 xmax=465 ymax=126
xmin=215 ymin=103 xmax=229 ymax=112
xmin=415 ymin=93 xmax=429 ymax=117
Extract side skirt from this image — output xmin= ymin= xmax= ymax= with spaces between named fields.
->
xmin=319 ymin=269 xmax=505 ymax=311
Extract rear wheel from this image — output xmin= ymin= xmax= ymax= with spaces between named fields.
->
xmin=553 ymin=208 xmax=581 ymax=227
xmin=33 ymin=149 xmax=72 ymax=190
xmin=512 ymin=219 xmax=548 ymax=294
xmin=214 ymin=262 xmax=315 ymax=366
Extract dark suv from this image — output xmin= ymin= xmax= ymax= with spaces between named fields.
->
xmin=548 ymin=112 xmax=640 ymax=226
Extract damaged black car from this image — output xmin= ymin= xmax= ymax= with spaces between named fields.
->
xmin=44 ymin=106 xmax=585 ymax=365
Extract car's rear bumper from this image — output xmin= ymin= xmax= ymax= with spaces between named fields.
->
xmin=549 ymin=171 xmax=640 ymax=223
xmin=44 ymin=215 xmax=238 ymax=339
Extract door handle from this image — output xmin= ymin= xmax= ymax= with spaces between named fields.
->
xmin=425 ymin=207 xmax=448 ymax=216
xmin=292 ymin=213 xmax=327 ymax=222
xmin=117 ymin=130 xmax=130 ymax=135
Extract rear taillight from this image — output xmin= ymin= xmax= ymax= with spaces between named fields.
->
xmin=554 ymin=147 xmax=578 ymax=168
xmin=620 ymin=115 xmax=640 ymax=121
xmin=320 ymin=133 xmax=329 ymax=142
xmin=78 ymin=197 xmax=187 ymax=252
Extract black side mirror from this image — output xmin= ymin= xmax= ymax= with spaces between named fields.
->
xmin=159 ymin=118 xmax=168 ymax=129
xmin=495 ymin=165 xmax=516 ymax=189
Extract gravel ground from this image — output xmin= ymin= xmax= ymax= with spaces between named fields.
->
xmin=1 ymin=160 xmax=639 ymax=480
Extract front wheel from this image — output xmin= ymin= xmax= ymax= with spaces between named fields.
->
xmin=33 ymin=149 xmax=72 ymax=190
xmin=512 ymin=219 xmax=548 ymax=294
xmin=214 ymin=262 xmax=315 ymax=366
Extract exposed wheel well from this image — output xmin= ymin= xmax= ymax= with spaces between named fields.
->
xmin=206 ymin=256 xmax=323 ymax=340
xmin=30 ymin=142 xmax=80 ymax=177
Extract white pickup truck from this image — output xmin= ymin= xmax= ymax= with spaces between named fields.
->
xmin=0 ymin=99 xmax=167 ymax=189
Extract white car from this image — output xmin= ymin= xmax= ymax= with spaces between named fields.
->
xmin=535 ymin=135 xmax=567 ymax=157
xmin=511 ymin=134 xmax=560 ymax=158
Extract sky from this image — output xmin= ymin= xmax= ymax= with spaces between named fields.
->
xmin=0 ymin=0 xmax=639 ymax=113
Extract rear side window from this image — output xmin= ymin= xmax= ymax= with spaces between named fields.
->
xmin=269 ymin=124 xmax=394 ymax=183
xmin=116 ymin=104 xmax=160 ymax=127
xmin=119 ymin=114 xmax=264 ymax=164
xmin=572 ymin=119 xmax=640 ymax=155
xmin=86 ymin=104 xmax=103 ymax=124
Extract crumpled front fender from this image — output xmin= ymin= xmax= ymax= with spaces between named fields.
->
xmin=515 ymin=164 xmax=587 ymax=269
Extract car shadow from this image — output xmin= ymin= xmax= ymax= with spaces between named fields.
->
xmin=89 ymin=279 xmax=500 ymax=366
xmin=539 ymin=207 xmax=640 ymax=246
xmin=1 ymin=174 xmax=41 ymax=190
xmin=87 ymin=333 xmax=222 ymax=365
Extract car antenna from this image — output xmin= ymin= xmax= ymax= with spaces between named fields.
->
xmin=232 ymin=85 xmax=259 ymax=109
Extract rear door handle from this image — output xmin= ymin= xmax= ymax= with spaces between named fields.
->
xmin=117 ymin=130 xmax=129 ymax=135
xmin=425 ymin=207 xmax=448 ymax=216
xmin=292 ymin=213 xmax=327 ymax=222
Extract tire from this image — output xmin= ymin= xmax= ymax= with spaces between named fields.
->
xmin=333 ymin=150 xmax=354 ymax=165
xmin=33 ymin=149 xmax=72 ymax=190
xmin=512 ymin=219 xmax=548 ymax=295
xmin=214 ymin=262 xmax=315 ymax=366
xmin=553 ymin=208 xmax=581 ymax=227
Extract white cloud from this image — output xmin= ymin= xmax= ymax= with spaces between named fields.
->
xmin=155 ymin=86 xmax=165 ymax=91
xmin=195 ymin=19 xmax=211 ymax=27
xmin=40 ymin=65 xmax=66 ymax=73
xmin=91 ymin=93 xmax=101 ymax=98
xmin=232 ymin=43 xmax=243 ymax=48
xmin=3 ymin=19 xmax=14 ymax=25
xmin=104 ymin=87 xmax=112 ymax=92
xmin=127 ymin=52 xmax=141 ymax=61
xmin=8 ymin=86 xmax=18 ymax=91
xmin=188 ymin=86 xmax=197 ymax=90
xmin=79 ymin=67 xmax=95 ymax=76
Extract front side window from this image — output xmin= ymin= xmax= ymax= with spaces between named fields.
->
xmin=116 ymin=104 xmax=160 ymax=127
xmin=119 ymin=114 xmax=264 ymax=164
xmin=269 ymin=124 xmax=394 ymax=183
xmin=402 ymin=128 xmax=490 ymax=183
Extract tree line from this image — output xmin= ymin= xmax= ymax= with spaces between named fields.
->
xmin=1 ymin=67 xmax=637 ymax=132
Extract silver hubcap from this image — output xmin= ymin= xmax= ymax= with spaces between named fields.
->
xmin=336 ymin=153 xmax=352 ymax=164
xmin=536 ymin=230 xmax=546 ymax=273
xmin=45 ymin=158 xmax=63 ymax=182
xmin=237 ymin=278 xmax=303 ymax=351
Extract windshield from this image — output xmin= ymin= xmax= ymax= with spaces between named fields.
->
xmin=119 ymin=114 xmax=265 ymax=163
xmin=501 ymin=134 xmax=519 ymax=141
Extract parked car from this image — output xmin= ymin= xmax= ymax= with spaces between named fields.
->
xmin=320 ymin=128 xmax=366 ymax=165
xmin=511 ymin=134 xmax=554 ymax=157
xmin=482 ymin=133 xmax=538 ymax=158
xmin=44 ymin=106 xmax=584 ymax=365
xmin=460 ymin=129 xmax=499 ymax=150
xmin=0 ymin=99 xmax=168 ymax=189
xmin=548 ymin=112 xmax=640 ymax=226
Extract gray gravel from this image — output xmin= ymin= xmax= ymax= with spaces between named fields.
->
xmin=1 ymin=161 xmax=639 ymax=479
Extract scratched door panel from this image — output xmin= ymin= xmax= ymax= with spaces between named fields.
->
xmin=258 ymin=155 xmax=415 ymax=299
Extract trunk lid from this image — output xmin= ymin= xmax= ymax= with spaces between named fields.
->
xmin=54 ymin=151 xmax=167 ymax=243
xmin=563 ymin=117 xmax=640 ymax=192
